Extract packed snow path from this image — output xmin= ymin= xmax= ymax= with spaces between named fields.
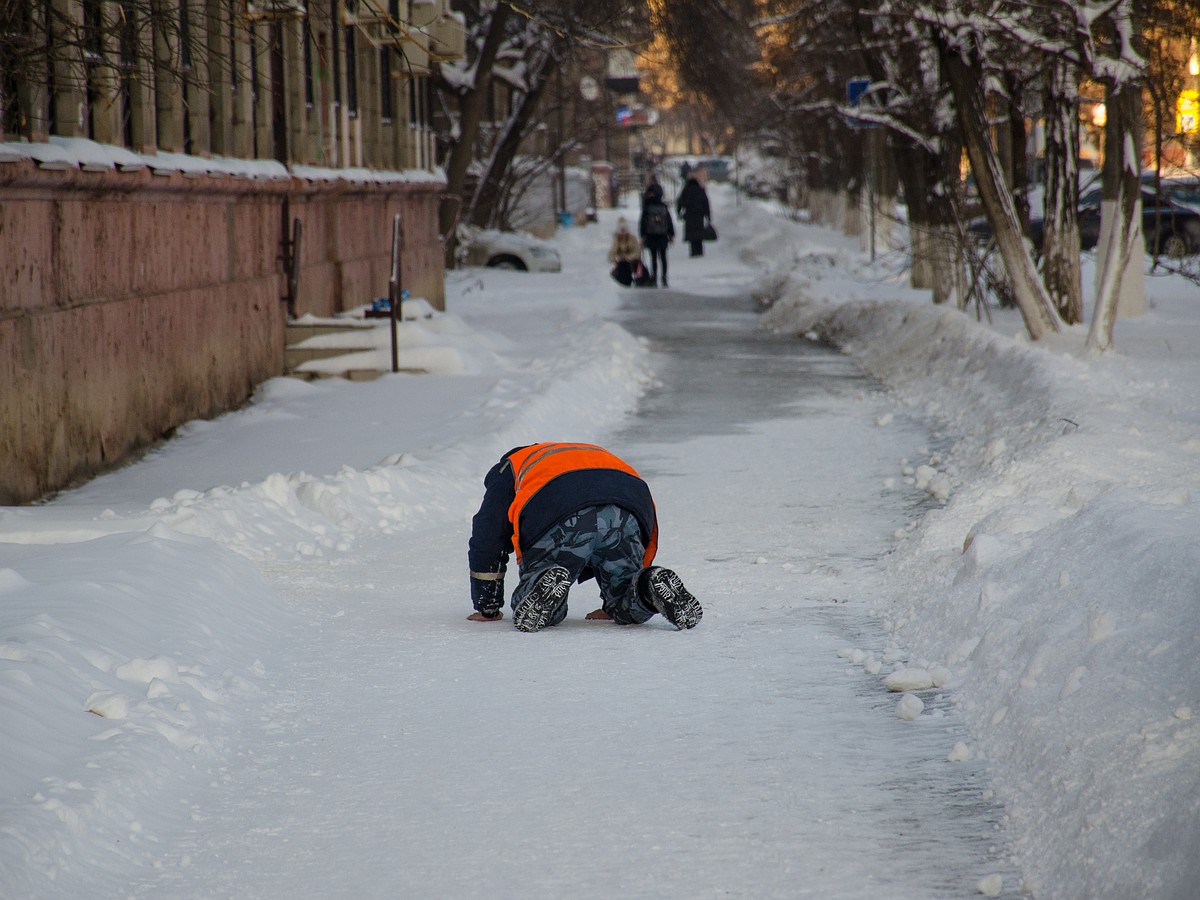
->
xmin=127 ymin=289 xmax=1017 ymax=899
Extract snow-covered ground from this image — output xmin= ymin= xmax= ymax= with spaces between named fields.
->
xmin=1 ymin=183 xmax=1197 ymax=899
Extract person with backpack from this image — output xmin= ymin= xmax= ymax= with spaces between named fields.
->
xmin=676 ymin=171 xmax=712 ymax=257
xmin=466 ymin=441 xmax=702 ymax=632
xmin=638 ymin=183 xmax=675 ymax=288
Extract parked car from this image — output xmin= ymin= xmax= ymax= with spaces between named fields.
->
xmin=458 ymin=226 xmax=562 ymax=272
xmin=969 ymin=179 xmax=1200 ymax=259
xmin=701 ymin=157 xmax=734 ymax=182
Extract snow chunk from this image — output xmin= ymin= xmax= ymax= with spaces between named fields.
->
xmin=976 ymin=874 xmax=1003 ymax=896
xmin=896 ymin=693 xmax=925 ymax=720
xmin=115 ymin=655 xmax=179 ymax=685
xmin=948 ymin=741 xmax=974 ymax=762
xmin=85 ymin=692 xmax=130 ymax=720
xmin=928 ymin=666 xmax=953 ymax=688
xmin=885 ymin=668 xmax=934 ymax=692
xmin=956 ymin=534 xmax=1014 ymax=583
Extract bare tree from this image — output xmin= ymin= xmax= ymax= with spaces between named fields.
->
xmin=1075 ymin=1 xmax=1147 ymax=351
xmin=1041 ymin=55 xmax=1085 ymax=324
xmin=435 ymin=0 xmax=514 ymax=261
xmin=933 ymin=21 xmax=1062 ymax=339
xmin=433 ymin=0 xmax=645 ymax=256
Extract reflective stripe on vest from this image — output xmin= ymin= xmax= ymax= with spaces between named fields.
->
xmin=505 ymin=443 xmax=655 ymax=564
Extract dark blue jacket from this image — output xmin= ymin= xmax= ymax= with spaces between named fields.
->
xmin=468 ymin=445 xmax=656 ymax=578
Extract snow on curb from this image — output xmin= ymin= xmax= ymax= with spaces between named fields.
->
xmin=149 ymin=318 xmax=651 ymax=561
xmin=761 ymin=249 xmax=1200 ymax=897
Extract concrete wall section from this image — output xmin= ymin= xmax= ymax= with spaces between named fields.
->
xmin=290 ymin=183 xmax=445 ymax=317
xmin=0 ymin=164 xmax=445 ymax=503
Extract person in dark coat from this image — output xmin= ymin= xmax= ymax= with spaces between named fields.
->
xmin=676 ymin=174 xmax=712 ymax=257
xmin=638 ymin=183 xmax=675 ymax=288
xmin=467 ymin=442 xmax=702 ymax=632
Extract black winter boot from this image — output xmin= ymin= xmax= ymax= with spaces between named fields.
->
xmin=513 ymin=566 xmax=571 ymax=632
xmin=639 ymin=567 xmax=702 ymax=630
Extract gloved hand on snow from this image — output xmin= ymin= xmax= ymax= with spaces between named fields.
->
xmin=469 ymin=572 xmax=505 ymax=621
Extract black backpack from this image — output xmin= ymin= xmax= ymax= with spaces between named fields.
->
xmin=644 ymin=203 xmax=670 ymax=237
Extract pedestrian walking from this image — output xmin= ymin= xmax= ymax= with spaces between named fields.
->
xmin=676 ymin=171 xmax=712 ymax=257
xmin=638 ymin=183 xmax=675 ymax=288
xmin=467 ymin=442 xmax=702 ymax=632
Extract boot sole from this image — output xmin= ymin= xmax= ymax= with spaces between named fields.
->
xmin=513 ymin=566 xmax=571 ymax=632
xmin=648 ymin=569 xmax=702 ymax=630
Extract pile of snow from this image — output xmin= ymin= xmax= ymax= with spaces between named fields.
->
xmin=752 ymin=197 xmax=1200 ymax=898
xmin=0 ymin=527 xmax=284 ymax=894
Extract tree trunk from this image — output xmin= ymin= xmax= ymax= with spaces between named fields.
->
xmin=937 ymin=31 xmax=1060 ymax=339
xmin=1040 ymin=58 xmax=1083 ymax=324
xmin=894 ymin=141 xmax=960 ymax=300
xmin=437 ymin=2 xmax=512 ymax=264
xmin=467 ymin=45 xmax=555 ymax=229
xmin=1005 ymin=72 xmax=1031 ymax=234
xmin=1086 ymin=84 xmax=1143 ymax=351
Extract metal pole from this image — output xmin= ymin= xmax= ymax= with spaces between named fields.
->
xmin=557 ymin=67 xmax=567 ymax=220
xmin=868 ymin=130 xmax=877 ymax=262
xmin=389 ymin=213 xmax=403 ymax=373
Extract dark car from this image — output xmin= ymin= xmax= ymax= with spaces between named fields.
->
xmin=969 ymin=178 xmax=1200 ymax=259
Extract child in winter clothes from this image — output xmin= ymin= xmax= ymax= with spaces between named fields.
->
xmin=607 ymin=218 xmax=643 ymax=287
xmin=467 ymin=441 xmax=702 ymax=632
xmin=608 ymin=217 xmax=641 ymax=264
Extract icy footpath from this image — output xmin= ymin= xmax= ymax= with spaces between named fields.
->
xmin=748 ymin=201 xmax=1200 ymax=898
xmin=0 ymin=303 xmax=651 ymax=896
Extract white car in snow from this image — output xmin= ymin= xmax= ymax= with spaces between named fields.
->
xmin=458 ymin=226 xmax=562 ymax=272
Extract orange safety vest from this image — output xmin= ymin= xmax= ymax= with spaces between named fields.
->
xmin=505 ymin=442 xmax=658 ymax=565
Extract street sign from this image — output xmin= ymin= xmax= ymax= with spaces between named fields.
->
xmin=614 ymin=105 xmax=656 ymax=127
xmin=846 ymin=77 xmax=876 ymax=130
xmin=847 ymin=77 xmax=870 ymax=105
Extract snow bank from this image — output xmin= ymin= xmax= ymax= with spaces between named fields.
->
xmin=754 ymin=202 xmax=1200 ymax=898
xmin=0 ymin=527 xmax=284 ymax=897
xmin=144 ymin=316 xmax=650 ymax=562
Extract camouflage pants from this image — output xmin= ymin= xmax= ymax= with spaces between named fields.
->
xmin=513 ymin=504 xmax=655 ymax=626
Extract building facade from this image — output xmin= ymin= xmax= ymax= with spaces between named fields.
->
xmin=0 ymin=0 xmax=464 ymax=503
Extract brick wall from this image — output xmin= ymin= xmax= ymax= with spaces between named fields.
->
xmin=0 ymin=163 xmax=445 ymax=503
